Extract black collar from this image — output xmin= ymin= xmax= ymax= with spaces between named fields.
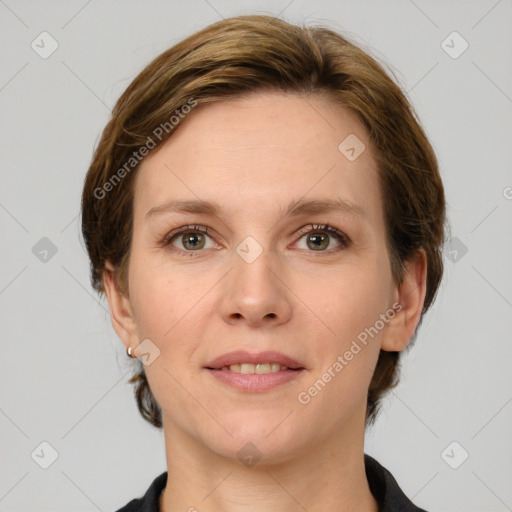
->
xmin=115 ymin=454 xmax=427 ymax=511
xmin=364 ymin=454 xmax=427 ymax=511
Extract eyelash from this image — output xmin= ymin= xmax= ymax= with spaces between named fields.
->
xmin=159 ymin=223 xmax=351 ymax=255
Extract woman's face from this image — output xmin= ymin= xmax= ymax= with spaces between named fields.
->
xmin=107 ymin=91 xmax=420 ymax=464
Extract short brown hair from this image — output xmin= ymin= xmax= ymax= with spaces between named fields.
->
xmin=81 ymin=14 xmax=446 ymax=428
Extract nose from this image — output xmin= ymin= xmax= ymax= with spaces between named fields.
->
xmin=218 ymin=247 xmax=292 ymax=328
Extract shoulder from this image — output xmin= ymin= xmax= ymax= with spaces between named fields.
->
xmin=364 ymin=454 xmax=428 ymax=512
xmin=113 ymin=472 xmax=167 ymax=512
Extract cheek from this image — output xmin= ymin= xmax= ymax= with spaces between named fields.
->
xmin=294 ymin=262 xmax=390 ymax=399
xmin=129 ymin=249 xmax=196 ymax=336
xmin=127 ymin=258 xmax=210 ymax=418
xmin=296 ymin=274 xmax=386 ymax=419
xmin=128 ymin=253 xmax=221 ymax=383
xmin=300 ymin=261 xmax=390 ymax=341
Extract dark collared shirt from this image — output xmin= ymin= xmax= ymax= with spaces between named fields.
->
xmin=114 ymin=454 xmax=427 ymax=511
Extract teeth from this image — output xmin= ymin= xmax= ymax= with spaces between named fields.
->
xmin=240 ymin=364 xmax=253 ymax=374
xmin=255 ymin=363 xmax=271 ymax=374
xmin=227 ymin=363 xmax=290 ymax=374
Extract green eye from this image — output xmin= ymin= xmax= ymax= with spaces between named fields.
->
xmin=306 ymin=232 xmax=330 ymax=250
xmin=295 ymin=224 xmax=349 ymax=252
xmin=162 ymin=225 xmax=215 ymax=252
xmin=181 ymin=232 xmax=206 ymax=250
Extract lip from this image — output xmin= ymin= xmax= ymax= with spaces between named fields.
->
xmin=204 ymin=350 xmax=306 ymax=393
xmin=204 ymin=350 xmax=304 ymax=370
xmin=207 ymin=368 xmax=305 ymax=392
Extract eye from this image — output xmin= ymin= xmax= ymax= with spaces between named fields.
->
xmin=161 ymin=225 xmax=218 ymax=253
xmin=159 ymin=223 xmax=350 ymax=256
xmin=294 ymin=224 xmax=350 ymax=252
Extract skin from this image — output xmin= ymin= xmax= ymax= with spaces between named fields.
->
xmin=103 ymin=91 xmax=427 ymax=512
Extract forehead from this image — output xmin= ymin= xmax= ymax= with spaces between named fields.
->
xmin=133 ymin=91 xmax=382 ymax=226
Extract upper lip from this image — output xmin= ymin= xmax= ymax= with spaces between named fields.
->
xmin=205 ymin=350 xmax=304 ymax=370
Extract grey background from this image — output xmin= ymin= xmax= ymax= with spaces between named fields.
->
xmin=1 ymin=1 xmax=511 ymax=511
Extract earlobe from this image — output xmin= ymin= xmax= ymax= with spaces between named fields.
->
xmin=381 ymin=249 xmax=428 ymax=353
xmin=102 ymin=260 xmax=138 ymax=350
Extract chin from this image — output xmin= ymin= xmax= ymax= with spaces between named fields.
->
xmin=201 ymin=410 xmax=308 ymax=467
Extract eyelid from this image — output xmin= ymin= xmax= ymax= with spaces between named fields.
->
xmin=293 ymin=223 xmax=349 ymax=242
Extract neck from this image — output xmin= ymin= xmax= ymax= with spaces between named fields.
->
xmin=159 ymin=416 xmax=378 ymax=512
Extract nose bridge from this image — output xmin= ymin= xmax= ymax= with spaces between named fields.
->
xmin=219 ymin=235 xmax=291 ymax=326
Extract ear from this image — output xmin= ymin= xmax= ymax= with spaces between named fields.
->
xmin=102 ymin=260 xmax=139 ymax=352
xmin=381 ymin=248 xmax=427 ymax=352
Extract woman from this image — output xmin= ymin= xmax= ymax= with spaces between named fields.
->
xmin=81 ymin=14 xmax=446 ymax=512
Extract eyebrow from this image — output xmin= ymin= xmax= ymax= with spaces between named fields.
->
xmin=146 ymin=197 xmax=367 ymax=222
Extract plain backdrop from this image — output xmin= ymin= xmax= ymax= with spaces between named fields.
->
xmin=1 ymin=1 xmax=511 ymax=511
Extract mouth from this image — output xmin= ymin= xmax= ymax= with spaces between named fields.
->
xmin=205 ymin=350 xmax=305 ymax=371
xmin=204 ymin=350 xmax=305 ymax=392
xmin=212 ymin=362 xmax=297 ymax=374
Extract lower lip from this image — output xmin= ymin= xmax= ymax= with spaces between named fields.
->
xmin=205 ymin=368 xmax=304 ymax=392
